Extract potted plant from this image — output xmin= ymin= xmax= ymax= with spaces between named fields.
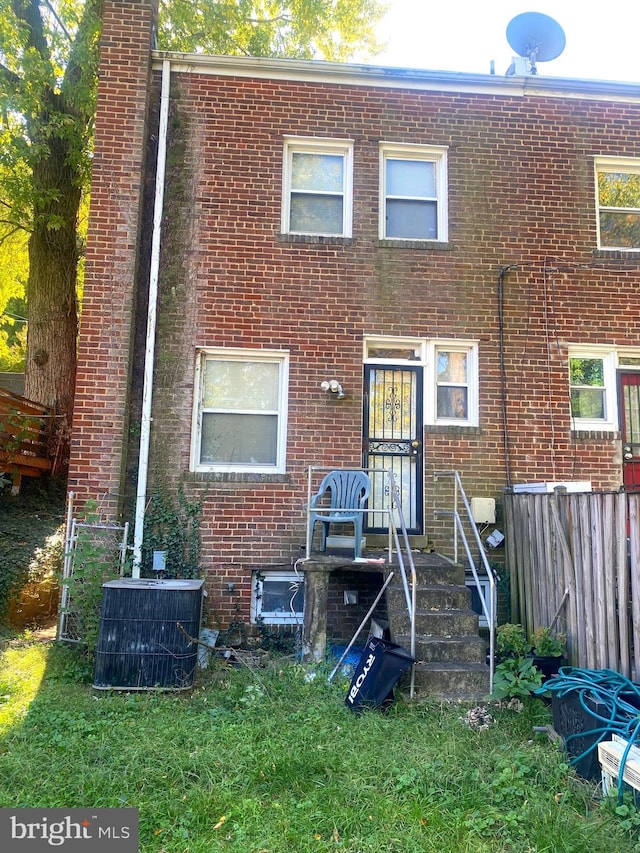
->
xmin=530 ymin=626 xmax=566 ymax=680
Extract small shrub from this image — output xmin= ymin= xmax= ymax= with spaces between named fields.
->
xmin=490 ymin=656 xmax=544 ymax=700
xmin=496 ymin=623 xmax=531 ymax=658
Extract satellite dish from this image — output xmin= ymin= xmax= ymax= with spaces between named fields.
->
xmin=506 ymin=12 xmax=566 ymax=74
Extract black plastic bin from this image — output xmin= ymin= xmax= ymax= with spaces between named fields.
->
xmin=345 ymin=636 xmax=415 ymax=713
xmin=551 ymin=693 xmax=608 ymax=780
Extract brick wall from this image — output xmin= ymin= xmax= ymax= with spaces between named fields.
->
xmin=67 ymin=0 xmax=158 ymax=517
xmin=72 ymin=5 xmax=640 ymax=630
xmin=148 ymin=71 xmax=640 ymax=602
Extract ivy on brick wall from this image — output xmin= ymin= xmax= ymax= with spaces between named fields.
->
xmin=141 ymin=486 xmax=203 ymax=579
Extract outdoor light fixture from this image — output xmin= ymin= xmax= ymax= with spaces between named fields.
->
xmin=320 ymin=379 xmax=345 ymax=399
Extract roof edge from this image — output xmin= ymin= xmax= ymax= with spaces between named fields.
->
xmin=151 ymin=51 xmax=640 ymax=103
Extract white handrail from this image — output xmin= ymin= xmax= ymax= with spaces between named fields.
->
xmin=434 ymin=470 xmax=496 ymax=693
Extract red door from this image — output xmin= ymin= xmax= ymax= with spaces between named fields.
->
xmin=619 ymin=371 xmax=640 ymax=490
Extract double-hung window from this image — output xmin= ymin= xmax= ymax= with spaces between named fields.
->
xmin=568 ymin=348 xmax=617 ymax=431
xmin=380 ymin=143 xmax=448 ymax=241
xmin=191 ymin=348 xmax=289 ymax=473
xmin=435 ymin=346 xmax=474 ymax=422
xmin=282 ymin=137 xmax=353 ymax=237
xmin=595 ymin=157 xmax=640 ymax=250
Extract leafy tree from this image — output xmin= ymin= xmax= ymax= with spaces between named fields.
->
xmin=0 ymin=0 xmax=384 ymax=428
xmin=0 ymin=0 xmax=103 ymax=422
xmin=0 ymin=225 xmax=28 ymax=371
xmin=158 ymin=0 xmax=384 ymax=61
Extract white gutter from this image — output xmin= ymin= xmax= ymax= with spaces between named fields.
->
xmin=132 ymin=58 xmax=171 ymax=576
xmin=151 ymin=50 xmax=640 ymax=104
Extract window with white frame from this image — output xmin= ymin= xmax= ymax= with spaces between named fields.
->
xmin=568 ymin=348 xmax=618 ymax=430
xmin=595 ymin=157 xmax=640 ymax=250
xmin=379 ymin=143 xmax=448 ymax=241
xmin=436 ymin=347 xmax=472 ymax=421
xmin=251 ymin=571 xmax=304 ymax=625
xmin=282 ymin=137 xmax=353 ymax=237
xmin=191 ymin=349 xmax=289 ymax=473
xmin=363 ymin=336 xmax=478 ymax=426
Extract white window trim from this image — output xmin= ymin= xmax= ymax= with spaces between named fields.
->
xmin=594 ymin=156 xmax=640 ymax=252
xmin=363 ymin=335 xmax=478 ymax=426
xmin=379 ymin=142 xmax=449 ymax=242
xmin=428 ymin=340 xmax=478 ymax=426
xmin=282 ymin=136 xmax=354 ymax=237
xmin=251 ymin=571 xmax=304 ymax=625
xmin=568 ymin=345 xmax=619 ymax=431
xmin=190 ymin=347 xmax=289 ymax=474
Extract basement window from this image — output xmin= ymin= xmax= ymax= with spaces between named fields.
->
xmin=251 ymin=571 xmax=304 ymax=625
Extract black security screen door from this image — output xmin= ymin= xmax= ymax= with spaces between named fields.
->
xmin=363 ymin=365 xmax=423 ymax=534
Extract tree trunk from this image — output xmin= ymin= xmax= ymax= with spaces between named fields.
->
xmin=24 ymin=133 xmax=80 ymax=432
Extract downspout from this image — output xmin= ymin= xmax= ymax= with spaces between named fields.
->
xmin=498 ymin=264 xmax=517 ymax=489
xmin=132 ymin=58 xmax=171 ymax=576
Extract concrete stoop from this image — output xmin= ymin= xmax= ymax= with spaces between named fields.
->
xmin=386 ymin=555 xmax=490 ymax=701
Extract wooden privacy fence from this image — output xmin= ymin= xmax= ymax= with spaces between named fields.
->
xmin=503 ymin=489 xmax=640 ymax=680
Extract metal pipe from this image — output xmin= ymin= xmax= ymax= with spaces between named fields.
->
xmin=132 ymin=59 xmax=171 ymax=576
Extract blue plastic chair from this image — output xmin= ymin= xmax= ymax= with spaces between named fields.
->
xmin=309 ymin=470 xmax=371 ymax=559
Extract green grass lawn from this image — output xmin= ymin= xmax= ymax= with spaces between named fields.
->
xmin=0 ymin=632 xmax=638 ymax=853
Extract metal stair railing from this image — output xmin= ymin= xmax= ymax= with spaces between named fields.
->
xmin=306 ymin=465 xmax=418 ymax=699
xmin=433 ymin=470 xmax=496 ymax=694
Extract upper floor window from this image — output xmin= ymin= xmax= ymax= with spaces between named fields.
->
xmin=379 ymin=143 xmax=448 ymax=241
xmin=595 ymin=157 xmax=640 ymax=250
xmin=191 ymin=348 xmax=289 ymax=473
xmin=282 ymin=137 xmax=353 ymax=237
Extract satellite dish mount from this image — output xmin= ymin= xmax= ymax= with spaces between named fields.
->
xmin=506 ymin=12 xmax=566 ymax=76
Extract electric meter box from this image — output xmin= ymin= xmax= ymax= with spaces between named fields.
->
xmin=470 ymin=497 xmax=496 ymax=524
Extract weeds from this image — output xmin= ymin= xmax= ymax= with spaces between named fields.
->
xmin=0 ymin=637 xmax=637 ymax=852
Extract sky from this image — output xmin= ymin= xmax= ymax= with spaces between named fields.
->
xmin=370 ymin=1 xmax=640 ymax=83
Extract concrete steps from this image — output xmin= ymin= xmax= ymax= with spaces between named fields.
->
xmin=386 ymin=556 xmax=490 ymax=701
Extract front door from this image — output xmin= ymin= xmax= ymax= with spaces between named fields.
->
xmin=363 ymin=365 xmax=423 ymax=534
xmin=620 ymin=371 xmax=640 ymax=490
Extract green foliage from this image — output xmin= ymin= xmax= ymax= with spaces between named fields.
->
xmin=496 ymin=623 xmax=531 ymax=658
xmin=0 ymin=229 xmax=28 ymax=371
xmin=158 ymin=0 xmax=386 ymax=62
xmin=0 ymin=477 xmax=66 ymax=623
xmin=490 ymin=656 xmax=544 ymax=701
xmin=141 ymin=487 xmax=203 ymax=578
xmin=61 ymin=507 xmax=123 ymax=654
xmin=531 ymin=625 xmax=566 ymax=658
